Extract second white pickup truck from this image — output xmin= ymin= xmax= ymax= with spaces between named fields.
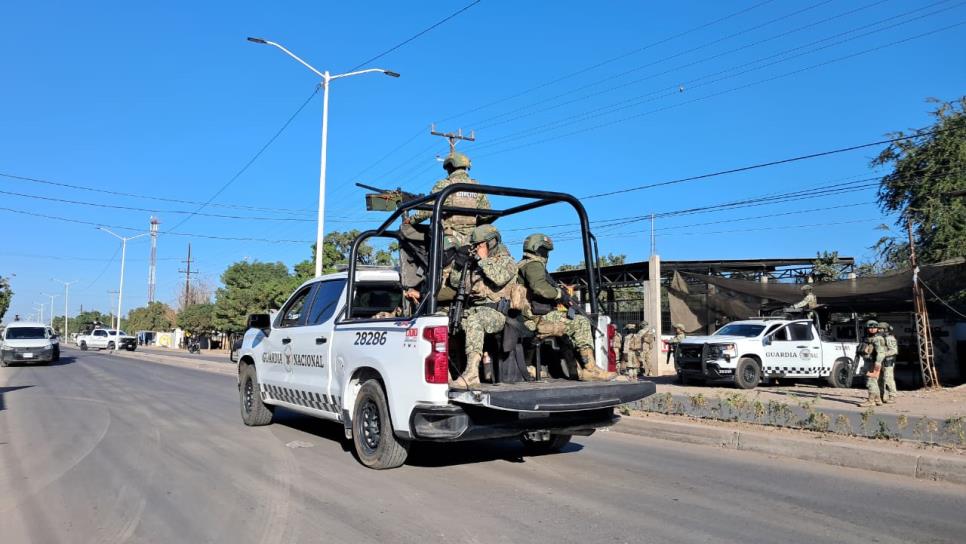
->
xmin=674 ymin=318 xmax=861 ymax=389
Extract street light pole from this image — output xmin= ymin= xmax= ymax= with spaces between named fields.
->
xmin=41 ymin=292 xmax=59 ymax=328
xmin=247 ymin=37 xmax=400 ymax=277
xmin=99 ymin=228 xmax=148 ymax=349
xmin=53 ymin=279 xmax=77 ymax=337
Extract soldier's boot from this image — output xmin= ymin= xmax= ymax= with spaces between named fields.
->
xmin=578 ymin=348 xmax=619 ymax=382
xmin=859 ymin=394 xmax=881 ymax=408
xmin=450 ymin=353 xmax=482 ymax=389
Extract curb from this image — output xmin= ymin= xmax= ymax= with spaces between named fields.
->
xmin=67 ymin=346 xmax=237 ymax=377
xmin=615 ymin=415 xmax=966 ymax=485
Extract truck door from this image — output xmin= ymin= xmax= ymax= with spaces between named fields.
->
xmin=259 ymin=284 xmax=317 ymax=392
xmin=91 ymin=329 xmax=109 ymax=348
xmin=288 ymin=279 xmax=345 ymax=415
xmin=764 ymin=324 xmax=806 ymax=375
xmin=787 ymin=322 xmax=822 ymax=375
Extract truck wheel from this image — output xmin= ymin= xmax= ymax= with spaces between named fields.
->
xmin=827 ymin=358 xmax=854 ymax=388
xmin=53 ymin=346 xmax=60 ymax=361
xmin=126 ymin=345 xmax=136 ymax=352
xmin=734 ymin=358 xmax=761 ymax=390
xmin=352 ymin=380 xmax=409 ymax=469
xmin=107 ymin=341 xmax=115 ymax=350
xmin=80 ymin=342 xmax=88 ymax=351
xmin=521 ymin=433 xmax=572 ymax=455
xmin=239 ymin=363 xmax=274 ymax=426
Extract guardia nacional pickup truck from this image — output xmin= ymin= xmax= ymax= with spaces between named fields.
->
xmin=674 ymin=318 xmax=861 ymax=389
xmin=234 ymin=184 xmax=655 ymax=469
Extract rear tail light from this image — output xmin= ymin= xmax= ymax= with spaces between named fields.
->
xmin=606 ymin=323 xmax=617 ymax=372
xmin=423 ymin=326 xmax=449 ymax=384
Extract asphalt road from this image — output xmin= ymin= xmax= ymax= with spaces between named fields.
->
xmin=1 ymin=349 xmax=964 ymax=544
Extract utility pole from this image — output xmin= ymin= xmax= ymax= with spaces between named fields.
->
xmin=98 ymin=227 xmax=148 ymax=342
xmin=54 ymin=279 xmax=77 ymax=336
xmin=41 ymin=292 xmax=59 ymax=328
xmin=148 ymin=216 xmax=160 ymax=303
xmin=34 ymin=303 xmax=45 ymax=324
xmin=650 ymin=213 xmax=656 ymax=256
xmin=907 ymin=216 xmax=940 ymax=389
xmin=430 ymin=124 xmax=475 ymax=154
xmin=179 ymin=243 xmax=197 ymax=308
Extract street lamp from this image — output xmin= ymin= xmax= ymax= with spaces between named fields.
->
xmin=41 ymin=292 xmax=59 ymax=328
xmin=98 ymin=227 xmax=148 ymax=348
xmin=33 ymin=303 xmax=45 ymax=324
xmin=53 ymin=279 xmax=77 ymax=337
xmin=247 ymin=36 xmax=400 ymax=277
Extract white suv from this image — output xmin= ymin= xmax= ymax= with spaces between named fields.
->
xmin=1 ymin=321 xmax=60 ymax=366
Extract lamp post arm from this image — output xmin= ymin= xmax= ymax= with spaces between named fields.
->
xmin=259 ymin=40 xmax=325 ymax=78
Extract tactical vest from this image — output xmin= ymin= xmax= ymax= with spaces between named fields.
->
xmin=518 ymin=255 xmax=557 ymax=315
xmin=440 ymin=173 xmax=483 ymax=226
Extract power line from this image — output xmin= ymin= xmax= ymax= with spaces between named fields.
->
xmin=345 ymin=1 xmax=483 ymax=72
xmin=0 ymin=206 xmax=313 ymax=244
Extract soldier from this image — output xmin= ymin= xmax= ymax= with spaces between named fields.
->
xmin=790 ymin=284 xmax=818 ymax=310
xmin=639 ymin=320 xmax=656 ymax=377
xmin=516 ymin=233 xmax=615 ymax=381
xmin=612 ymin=329 xmax=623 ymax=372
xmin=879 ymin=322 xmax=899 ymax=404
xmin=412 ymin=151 xmax=491 ymax=246
xmin=450 ymin=224 xmax=517 ymax=389
xmin=858 ymin=320 xmax=886 ymax=407
xmin=667 ymin=323 xmax=686 ymax=366
xmin=623 ymin=323 xmax=641 ymax=378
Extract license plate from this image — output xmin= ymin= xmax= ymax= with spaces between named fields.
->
xmin=22 ymin=352 xmax=34 ymax=359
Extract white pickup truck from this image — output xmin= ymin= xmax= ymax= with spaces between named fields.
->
xmin=674 ymin=318 xmax=861 ymax=390
xmin=234 ymin=183 xmax=655 ymax=469
xmin=77 ymin=328 xmax=137 ymax=351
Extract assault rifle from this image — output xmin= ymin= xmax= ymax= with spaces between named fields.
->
xmin=357 ymin=183 xmax=425 ymax=213
xmin=447 ymin=249 xmax=476 ymax=332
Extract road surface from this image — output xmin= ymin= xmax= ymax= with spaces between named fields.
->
xmin=1 ymin=348 xmax=963 ymax=544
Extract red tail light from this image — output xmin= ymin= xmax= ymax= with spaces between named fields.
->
xmin=607 ymin=323 xmax=617 ymax=372
xmin=423 ymin=326 xmax=449 ymax=384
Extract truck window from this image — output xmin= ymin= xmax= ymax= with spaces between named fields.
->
xmin=351 ymin=282 xmax=403 ymax=319
xmin=788 ymin=323 xmax=814 ymax=341
xmin=94 ymin=330 xmax=108 ymax=337
xmin=278 ymin=286 xmax=314 ymax=328
xmin=771 ymin=326 xmax=789 ymax=342
xmin=306 ymin=280 xmax=346 ymax=325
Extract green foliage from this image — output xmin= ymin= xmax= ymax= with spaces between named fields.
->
xmin=213 ymin=261 xmax=294 ymax=333
xmin=293 ymin=232 xmax=398 ymax=281
xmin=811 ymin=251 xmax=843 ymax=282
xmin=0 ymin=275 xmax=12 ymax=321
xmin=177 ymin=303 xmax=216 ymax=334
xmin=556 ymin=253 xmax=626 ymax=272
xmin=51 ymin=310 xmax=113 ymax=335
xmin=872 ymin=97 xmax=966 ymax=268
xmin=123 ymin=301 xmax=175 ymax=332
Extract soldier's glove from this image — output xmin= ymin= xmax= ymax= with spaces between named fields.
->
xmin=451 ymin=246 xmax=472 ymax=269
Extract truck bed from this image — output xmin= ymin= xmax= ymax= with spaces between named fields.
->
xmin=448 ymin=379 xmax=655 ymax=412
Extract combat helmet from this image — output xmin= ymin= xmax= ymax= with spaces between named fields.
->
xmin=523 ymin=233 xmax=554 ymax=254
xmin=469 ymin=224 xmax=501 ymax=245
xmin=878 ymin=321 xmax=891 ymax=332
xmin=673 ymin=323 xmax=685 ymax=331
xmin=865 ymin=319 xmax=879 ymax=329
xmin=443 ymin=151 xmax=472 ymax=172
xmin=801 ymin=284 xmax=813 ymax=292
xmin=625 ymin=323 xmax=638 ymax=330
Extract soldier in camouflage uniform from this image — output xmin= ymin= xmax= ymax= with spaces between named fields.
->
xmin=622 ymin=323 xmax=641 ymax=378
xmin=450 ymin=224 xmax=517 ymax=389
xmin=879 ymin=322 xmax=899 ymax=404
xmin=612 ymin=330 xmax=623 ymax=371
xmin=412 ymin=151 xmax=491 ymax=247
xmin=858 ymin=320 xmax=886 ymax=407
xmin=639 ymin=320 xmax=656 ymax=377
xmin=790 ymin=284 xmax=818 ymax=310
xmin=516 ymin=233 xmax=615 ymax=381
xmin=667 ymin=323 xmax=686 ymax=366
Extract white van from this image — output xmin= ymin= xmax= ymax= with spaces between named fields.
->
xmin=1 ymin=321 xmax=60 ymax=366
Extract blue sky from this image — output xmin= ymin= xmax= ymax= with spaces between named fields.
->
xmin=2 ymin=0 xmax=964 ymax=321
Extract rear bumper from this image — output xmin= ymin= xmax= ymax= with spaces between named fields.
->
xmin=408 ymin=403 xmax=619 ymax=442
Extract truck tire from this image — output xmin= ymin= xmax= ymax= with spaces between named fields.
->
xmin=53 ymin=346 xmax=60 ymax=361
xmin=352 ymin=380 xmax=409 ymax=469
xmin=827 ymin=358 xmax=854 ymax=389
xmin=80 ymin=341 xmax=88 ymax=351
xmin=126 ymin=345 xmax=136 ymax=352
xmin=521 ymin=433 xmax=572 ymax=454
xmin=239 ymin=363 xmax=274 ymax=426
xmin=734 ymin=357 xmax=761 ymax=390
xmin=107 ymin=341 xmax=115 ymax=351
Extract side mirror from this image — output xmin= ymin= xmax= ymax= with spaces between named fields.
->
xmin=248 ymin=313 xmax=271 ymax=331
xmin=762 ymin=336 xmax=772 ymax=346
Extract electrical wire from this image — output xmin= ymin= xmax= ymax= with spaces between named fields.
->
xmin=918 ymin=277 xmax=966 ymax=320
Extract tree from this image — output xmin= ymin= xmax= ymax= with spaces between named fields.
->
xmin=123 ymin=302 xmax=175 ymax=332
xmin=177 ymin=303 xmax=215 ymax=334
xmin=293 ymin=231 xmax=398 ymax=281
xmin=556 ymin=253 xmax=626 ymax=272
xmin=213 ymin=261 xmax=293 ymax=332
xmin=176 ymin=277 xmax=213 ymax=311
xmin=811 ymin=251 xmax=843 ymax=282
xmin=0 ymin=275 xmax=12 ymax=321
xmin=52 ymin=310 xmax=112 ymax=335
xmin=872 ymin=97 xmax=966 ymax=268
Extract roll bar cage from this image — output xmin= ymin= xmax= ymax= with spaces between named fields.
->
xmin=346 ymin=183 xmax=601 ymax=319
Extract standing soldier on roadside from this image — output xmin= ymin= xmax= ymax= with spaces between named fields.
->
xmin=412 ymin=151 xmax=490 ymax=246
xmin=613 ymin=329 xmax=623 ymax=374
xmin=667 ymin=323 xmax=686 ymax=366
xmin=858 ymin=320 xmax=886 ymax=407
xmin=640 ymin=320 xmax=656 ymax=377
xmin=516 ymin=233 xmax=616 ymax=381
xmin=450 ymin=225 xmax=516 ymax=389
xmin=623 ymin=323 xmax=641 ymax=379
xmin=879 ymin=322 xmax=899 ymax=404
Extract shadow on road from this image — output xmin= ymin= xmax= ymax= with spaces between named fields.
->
xmin=273 ymin=408 xmax=353 ymax=453
xmin=0 ymin=385 xmax=34 ymax=411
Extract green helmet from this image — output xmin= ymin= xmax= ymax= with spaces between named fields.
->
xmin=878 ymin=321 xmax=890 ymax=331
xmin=801 ymin=284 xmax=813 ymax=292
xmin=523 ymin=233 xmax=554 ymax=254
xmin=865 ymin=320 xmax=879 ymax=329
xmin=469 ymin=224 xmax=500 ymax=245
xmin=673 ymin=323 xmax=685 ymax=331
xmin=626 ymin=323 xmax=637 ymax=330
xmin=443 ymin=152 xmax=471 ymax=172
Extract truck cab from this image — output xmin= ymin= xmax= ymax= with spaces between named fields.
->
xmin=235 ymin=183 xmax=655 ymax=469
xmin=78 ymin=328 xmax=137 ymax=351
xmin=675 ymin=318 xmax=860 ymax=389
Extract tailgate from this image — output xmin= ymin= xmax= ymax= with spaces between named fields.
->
xmin=448 ymin=380 xmax=655 ymax=412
